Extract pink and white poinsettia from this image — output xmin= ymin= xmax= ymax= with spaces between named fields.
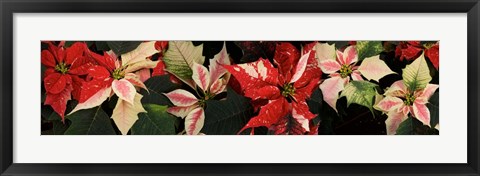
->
xmin=69 ymin=41 xmax=159 ymax=135
xmin=316 ymin=43 xmax=395 ymax=111
xmin=164 ymin=44 xmax=231 ymax=135
xmin=374 ymin=80 xmax=438 ymax=135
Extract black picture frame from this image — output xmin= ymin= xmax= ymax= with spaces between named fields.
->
xmin=1 ymin=0 xmax=479 ymax=175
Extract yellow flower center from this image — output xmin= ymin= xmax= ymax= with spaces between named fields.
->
xmin=54 ymin=62 xmax=69 ymax=74
xmin=339 ymin=64 xmax=352 ymax=78
xmin=112 ymin=68 xmax=125 ymax=80
xmin=404 ymin=93 xmax=416 ymax=106
xmin=281 ymin=83 xmax=295 ymax=98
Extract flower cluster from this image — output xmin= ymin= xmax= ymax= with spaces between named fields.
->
xmin=41 ymin=41 xmax=440 ymax=135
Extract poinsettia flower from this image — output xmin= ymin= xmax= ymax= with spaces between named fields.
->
xmin=374 ymin=80 xmax=438 ymax=135
xmin=164 ymin=44 xmax=231 ymax=135
xmin=224 ymin=42 xmax=322 ymax=134
xmin=69 ymin=41 xmax=159 ymax=135
xmin=151 ymin=41 xmax=181 ymax=84
xmin=316 ymin=43 xmax=395 ymax=112
xmin=395 ymin=41 xmax=439 ymax=70
xmin=41 ymin=42 xmax=93 ymax=120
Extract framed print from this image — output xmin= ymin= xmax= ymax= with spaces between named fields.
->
xmin=1 ymin=0 xmax=479 ymax=175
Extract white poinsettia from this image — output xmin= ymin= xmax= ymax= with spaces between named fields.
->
xmin=375 ymin=53 xmax=438 ymax=135
xmin=164 ymin=43 xmax=230 ymax=135
xmin=315 ymin=43 xmax=395 ymax=112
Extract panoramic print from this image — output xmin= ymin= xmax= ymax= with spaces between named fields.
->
xmin=41 ymin=41 xmax=439 ymax=135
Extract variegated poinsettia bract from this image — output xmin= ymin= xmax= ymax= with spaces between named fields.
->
xmin=224 ymin=42 xmax=322 ymax=135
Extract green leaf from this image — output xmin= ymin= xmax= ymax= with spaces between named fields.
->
xmin=140 ymin=75 xmax=180 ymax=106
xmin=234 ymin=41 xmax=276 ymax=63
xmin=396 ymin=116 xmax=416 ymax=135
xmin=130 ymin=104 xmax=176 ymax=135
xmin=427 ymin=90 xmax=439 ymax=128
xmin=201 ymin=88 xmax=254 ymax=135
xmin=41 ymin=120 xmax=69 ymax=135
xmin=106 ymin=41 xmax=142 ymax=55
xmin=402 ymin=53 xmax=432 ymax=91
xmin=307 ymin=89 xmax=338 ymax=135
xmin=64 ymin=106 xmax=116 ymax=135
xmin=95 ymin=41 xmax=110 ymax=51
xmin=47 ymin=111 xmax=62 ymax=121
xmin=356 ymin=41 xmax=383 ymax=61
xmin=396 ymin=115 xmax=438 ymax=135
xmin=163 ymin=41 xmax=205 ymax=87
xmin=339 ymin=80 xmax=377 ymax=112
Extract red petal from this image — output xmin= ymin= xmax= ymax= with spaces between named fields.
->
xmin=44 ymin=84 xmax=73 ymax=121
xmin=41 ymin=50 xmax=56 ymax=67
xmin=398 ymin=42 xmax=423 ymax=61
xmin=44 ymin=73 xmax=70 ymax=94
xmin=293 ymin=51 xmax=321 ymax=88
xmin=43 ymin=68 xmax=56 ymax=79
xmin=87 ymin=65 xmax=111 ymax=80
xmin=244 ymin=85 xmax=281 ymax=101
xmin=68 ymin=56 xmax=93 ymax=75
xmin=292 ymin=100 xmax=317 ymax=120
xmin=70 ymin=75 xmax=85 ymax=101
xmin=307 ymin=121 xmax=320 ymax=135
xmin=152 ymin=60 xmax=167 ymax=77
xmin=79 ymin=78 xmax=112 ymax=103
xmin=64 ymin=42 xmax=86 ymax=65
xmin=86 ymin=50 xmax=116 ymax=71
xmin=155 ymin=41 xmax=169 ymax=51
xmin=71 ymin=87 xmax=112 ymax=115
xmin=407 ymin=41 xmax=422 ymax=47
xmin=290 ymin=51 xmax=311 ymax=83
xmin=302 ymin=42 xmax=316 ymax=55
xmin=224 ymin=58 xmax=279 ymax=93
xmin=240 ymin=98 xmax=289 ymax=131
xmin=273 ymin=42 xmax=300 ymax=81
xmin=425 ymin=43 xmax=439 ymax=70
xmin=294 ymin=78 xmax=320 ymax=101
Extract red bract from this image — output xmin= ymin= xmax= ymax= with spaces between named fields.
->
xmin=395 ymin=41 xmax=439 ymax=70
xmin=224 ymin=42 xmax=322 ymax=134
xmin=41 ymin=42 xmax=92 ymax=120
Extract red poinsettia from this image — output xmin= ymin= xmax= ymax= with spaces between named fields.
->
xmin=224 ymin=42 xmax=322 ymax=134
xmin=395 ymin=41 xmax=439 ymax=70
xmin=41 ymin=42 xmax=92 ymax=120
